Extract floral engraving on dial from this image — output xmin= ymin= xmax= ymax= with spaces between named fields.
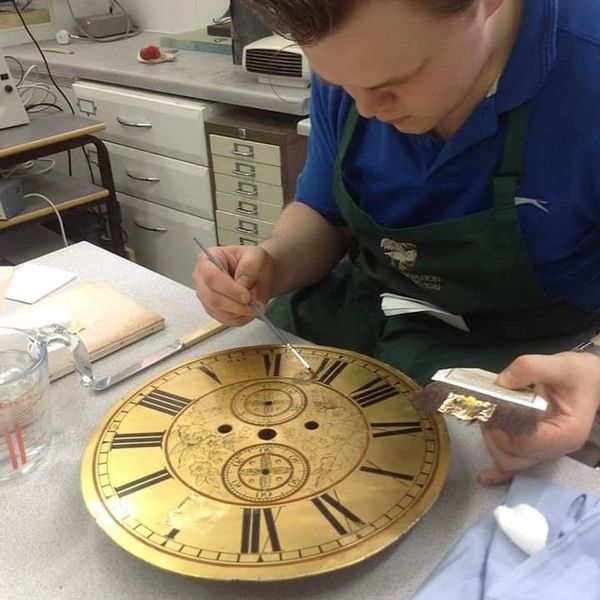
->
xmin=165 ymin=378 xmax=369 ymax=504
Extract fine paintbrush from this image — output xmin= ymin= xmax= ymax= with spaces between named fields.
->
xmin=409 ymin=367 xmax=548 ymax=435
xmin=193 ymin=237 xmax=314 ymax=375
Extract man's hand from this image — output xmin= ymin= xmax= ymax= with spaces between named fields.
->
xmin=478 ymin=352 xmax=600 ymax=485
xmin=193 ymin=245 xmax=276 ymax=326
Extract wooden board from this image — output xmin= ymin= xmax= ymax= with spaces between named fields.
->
xmin=4 ymin=281 xmax=165 ymax=380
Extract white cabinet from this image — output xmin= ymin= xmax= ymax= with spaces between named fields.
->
xmin=90 ymin=142 xmax=213 ymax=220
xmin=118 ymin=192 xmax=215 ymax=288
xmin=73 ymin=81 xmax=220 ymax=287
xmin=72 ymin=81 xmax=213 ymax=165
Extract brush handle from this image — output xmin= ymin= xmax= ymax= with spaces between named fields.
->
xmin=572 ymin=333 xmax=600 ymax=357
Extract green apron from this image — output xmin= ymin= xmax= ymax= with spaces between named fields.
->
xmin=268 ymin=103 xmax=599 ymax=384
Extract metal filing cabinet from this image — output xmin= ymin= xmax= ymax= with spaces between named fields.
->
xmin=205 ymin=108 xmax=307 ymax=246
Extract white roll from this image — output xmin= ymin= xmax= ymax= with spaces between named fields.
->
xmin=55 ymin=30 xmax=72 ymax=45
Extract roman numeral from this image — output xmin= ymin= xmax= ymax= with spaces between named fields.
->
xmin=315 ymin=358 xmax=348 ymax=385
xmin=311 ymin=493 xmax=364 ymax=535
xmin=370 ymin=421 xmax=422 ymax=438
xmin=114 ymin=468 xmax=172 ymax=498
xmin=360 ymin=465 xmax=414 ymax=482
xmin=139 ymin=390 xmax=192 ymax=416
xmin=351 ymin=377 xmax=399 ymax=408
xmin=263 ymin=352 xmax=282 ymax=377
xmin=111 ymin=431 xmax=165 ymax=449
xmin=164 ymin=528 xmax=180 ymax=542
xmin=197 ymin=364 xmax=221 ymax=384
xmin=240 ymin=508 xmax=281 ymax=554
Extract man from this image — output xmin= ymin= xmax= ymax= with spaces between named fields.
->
xmin=194 ymin=0 xmax=600 ymax=481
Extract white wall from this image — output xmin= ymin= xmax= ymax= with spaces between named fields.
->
xmin=49 ymin=0 xmax=230 ymax=33
xmin=1 ymin=0 xmax=229 ymax=45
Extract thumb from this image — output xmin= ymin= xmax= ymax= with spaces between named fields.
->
xmin=496 ymin=354 xmax=563 ymax=390
xmin=233 ymin=256 xmax=263 ymax=305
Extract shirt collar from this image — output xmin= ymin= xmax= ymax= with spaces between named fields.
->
xmin=426 ymin=0 xmax=559 ymax=175
xmin=495 ymin=0 xmax=558 ymax=112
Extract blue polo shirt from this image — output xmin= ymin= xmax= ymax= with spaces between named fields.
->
xmin=296 ymin=0 xmax=600 ymax=312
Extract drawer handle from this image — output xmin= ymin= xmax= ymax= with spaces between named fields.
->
xmin=237 ymin=221 xmax=259 ymax=235
xmin=232 ymin=143 xmax=255 ymax=158
xmin=117 ymin=116 xmax=153 ymax=129
xmin=235 ymin=187 xmax=258 ymax=198
xmin=232 ymin=169 xmax=256 ymax=179
xmin=134 ymin=218 xmax=167 ymax=233
xmin=126 ymin=170 xmax=161 ymax=183
xmin=239 ymin=237 xmax=258 ymax=246
xmin=236 ymin=202 xmax=258 ymax=216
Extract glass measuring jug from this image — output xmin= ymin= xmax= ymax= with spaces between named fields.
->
xmin=0 ymin=325 xmax=92 ymax=483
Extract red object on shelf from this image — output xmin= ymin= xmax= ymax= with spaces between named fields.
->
xmin=139 ymin=45 xmax=161 ymax=61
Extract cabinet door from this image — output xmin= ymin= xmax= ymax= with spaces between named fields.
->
xmin=73 ymin=81 xmax=213 ymax=166
xmin=118 ymin=192 xmax=216 ymax=288
xmin=98 ymin=142 xmax=213 ymax=220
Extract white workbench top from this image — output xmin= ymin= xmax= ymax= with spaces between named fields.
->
xmin=1 ymin=242 xmax=599 ymax=600
xmin=4 ymin=32 xmax=310 ymax=116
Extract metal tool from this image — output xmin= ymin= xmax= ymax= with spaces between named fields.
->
xmin=193 ymin=237 xmax=314 ymax=374
xmin=87 ymin=320 xmax=227 ymax=391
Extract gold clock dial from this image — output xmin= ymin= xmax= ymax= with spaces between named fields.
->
xmin=81 ymin=345 xmax=449 ymax=580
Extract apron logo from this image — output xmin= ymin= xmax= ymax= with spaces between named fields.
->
xmin=380 ymin=238 xmax=442 ymax=291
xmin=380 ymin=239 xmax=418 ymax=272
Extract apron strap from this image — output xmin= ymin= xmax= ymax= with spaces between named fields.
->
xmin=493 ymin=102 xmax=531 ymax=209
xmin=338 ymin=102 xmax=531 ymax=211
xmin=336 ymin=104 xmax=360 ymax=167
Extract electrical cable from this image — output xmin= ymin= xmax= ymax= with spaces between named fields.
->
xmin=25 ymin=101 xmax=63 ymax=113
xmin=4 ymin=55 xmax=25 ymax=85
xmin=0 ymin=158 xmax=56 ymax=179
xmin=10 ymin=0 xmax=76 ymax=114
xmin=18 ymin=83 xmax=58 ymax=106
xmin=23 ymin=192 xmax=69 ymax=248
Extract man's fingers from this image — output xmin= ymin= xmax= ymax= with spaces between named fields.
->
xmin=481 ymin=415 xmax=589 ymax=462
xmin=479 ymin=424 xmax=543 ymax=472
xmin=200 ymin=257 xmax=252 ymax=304
xmin=497 ymin=353 xmax=578 ymax=391
xmin=477 ymin=468 xmax=515 ymax=486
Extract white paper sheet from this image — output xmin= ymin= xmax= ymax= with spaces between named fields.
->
xmin=5 ymin=263 xmax=77 ymax=304
xmin=381 ymin=293 xmax=470 ymax=332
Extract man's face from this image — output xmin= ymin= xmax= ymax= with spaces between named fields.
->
xmin=303 ymin=0 xmax=499 ymax=134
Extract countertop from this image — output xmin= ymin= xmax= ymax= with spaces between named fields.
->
xmin=4 ymin=32 xmax=310 ymax=116
xmin=1 ymin=242 xmax=600 ymax=600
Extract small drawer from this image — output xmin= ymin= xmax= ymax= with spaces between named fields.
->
xmin=73 ymin=81 xmax=216 ymax=166
xmin=94 ymin=142 xmax=213 ymax=220
xmin=209 ymin=134 xmax=281 ymax=166
xmin=214 ymin=173 xmax=284 ymax=206
xmin=216 ymin=209 xmax=274 ymax=239
xmin=217 ymin=228 xmax=261 ymax=246
xmin=216 ymin=192 xmax=282 ymax=224
xmin=212 ymin=155 xmax=281 ymax=187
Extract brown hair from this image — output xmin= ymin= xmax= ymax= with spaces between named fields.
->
xmin=242 ymin=0 xmax=479 ymax=45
